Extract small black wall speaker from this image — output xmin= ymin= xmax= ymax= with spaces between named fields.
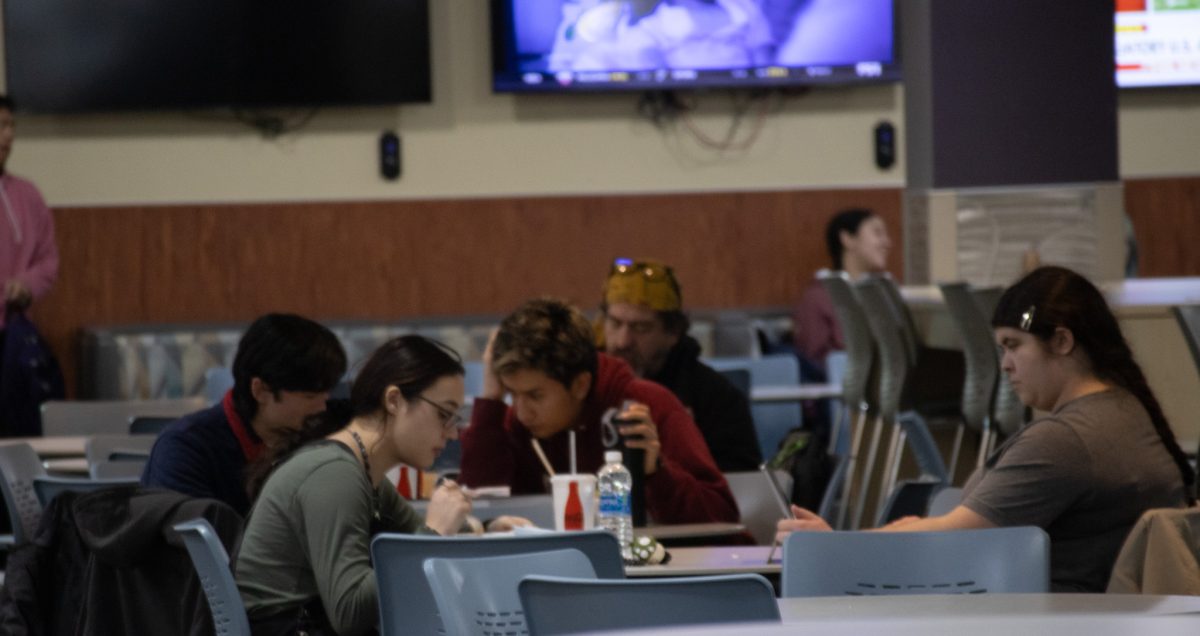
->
xmin=380 ymin=131 xmax=401 ymax=180
xmin=874 ymin=121 xmax=896 ymax=170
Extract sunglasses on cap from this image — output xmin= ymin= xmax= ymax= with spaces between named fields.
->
xmin=609 ymin=258 xmax=676 ymax=284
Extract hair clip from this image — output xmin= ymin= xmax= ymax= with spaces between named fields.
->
xmin=1020 ymin=306 xmax=1036 ymax=332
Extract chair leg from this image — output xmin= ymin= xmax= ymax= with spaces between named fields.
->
xmin=873 ymin=420 xmax=902 ymax=525
xmin=852 ymin=414 xmax=885 ymax=530
xmin=976 ymin=418 xmax=992 ymax=469
xmin=836 ymin=405 xmax=867 ymax=530
xmin=946 ymin=421 xmax=965 ymax=483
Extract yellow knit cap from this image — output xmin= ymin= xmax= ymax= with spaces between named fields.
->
xmin=602 ymin=259 xmax=682 ymax=312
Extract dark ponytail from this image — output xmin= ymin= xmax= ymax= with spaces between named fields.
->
xmin=993 ymin=266 xmax=1195 ymax=501
xmin=245 ymin=335 xmax=464 ymax=501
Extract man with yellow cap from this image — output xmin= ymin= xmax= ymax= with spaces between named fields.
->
xmin=599 ymin=258 xmax=761 ymax=471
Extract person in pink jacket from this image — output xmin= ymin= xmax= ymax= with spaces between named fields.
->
xmin=0 ymin=94 xmax=58 ymax=332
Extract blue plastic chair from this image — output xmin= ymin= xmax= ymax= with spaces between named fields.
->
xmin=424 ymin=549 xmax=597 ymax=636
xmin=709 ymin=354 xmax=803 ymax=459
xmin=204 ymin=367 xmax=235 ymax=406
xmin=173 ymin=518 xmax=251 ymax=636
xmin=781 ymin=526 xmax=1050 ymax=597
xmin=520 ymin=573 xmax=781 ymax=635
xmin=371 ymin=531 xmax=624 ymax=636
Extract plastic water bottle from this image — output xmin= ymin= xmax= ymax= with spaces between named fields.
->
xmin=597 ymin=450 xmax=634 ymax=561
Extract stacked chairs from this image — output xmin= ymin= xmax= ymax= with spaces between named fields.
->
xmin=520 ymin=573 xmax=780 ymax=635
xmin=940 ymin=282 xmax=1003 ymax=466
xmin=818 ymin=270 xmax=876 ymax=529
xmin=370 ymin=531 xmax=624 ymax=636
xmin=855 ymin=278 xmax=952 ymax=526
xmin=781 ymin=526 xmax=1050 ymax=597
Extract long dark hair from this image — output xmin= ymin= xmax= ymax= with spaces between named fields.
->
xmin=246 ymin=335 xmax=464 ymax=500
xmin=992 ymin=266 xmax=1195 ymax=498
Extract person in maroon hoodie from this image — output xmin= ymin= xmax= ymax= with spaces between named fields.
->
xmin=460 ymin=297 xmax=738 ymax=525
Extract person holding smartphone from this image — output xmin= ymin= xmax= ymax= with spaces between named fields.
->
xmin=459 ymin=297 xmax=739 ymax=526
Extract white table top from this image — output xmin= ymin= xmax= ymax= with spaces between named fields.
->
xmin=778 ymin=592 xmax=1200 ymax=619
xmin=751 ymin=384 xmax=841 ymax=402
xmin=0 ymin=436 xmax=87 ymax=458
xmin=626 ymin=545 xmax=777 ymax=578
xmin=902 ymin=277 xmax=1200 ymax=310
xmin=574 ymin=594 xmax=1200 ymax=635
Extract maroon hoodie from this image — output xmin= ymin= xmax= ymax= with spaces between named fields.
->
xmin=460 ymin=353 xmax=739 ymax=525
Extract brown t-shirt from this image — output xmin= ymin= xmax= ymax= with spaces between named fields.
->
xmin=962 ymin=388 xmax=1187 ymax=592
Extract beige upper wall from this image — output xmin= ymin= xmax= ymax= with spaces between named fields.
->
xmin=1 ymin=1 xmax=1196 ymax=207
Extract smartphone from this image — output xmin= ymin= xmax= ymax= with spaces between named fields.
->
xmin=760 ymin=463 xmax=794 ymax=520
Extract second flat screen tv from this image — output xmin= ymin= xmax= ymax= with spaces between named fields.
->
xmin=492 ymin=0 xmax=899 ymax=93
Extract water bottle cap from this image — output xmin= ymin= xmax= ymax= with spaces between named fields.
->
xmin=604 ymin=450 xmax=622 ymax=464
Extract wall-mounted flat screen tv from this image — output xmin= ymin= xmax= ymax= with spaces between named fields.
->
xmin=491 ymin=0 xmax=899 ymax=93
xmin=1115 ymin=0 xmax=1200 ymax=88
xmin=3 ymin=0 xmax=431 ymax=113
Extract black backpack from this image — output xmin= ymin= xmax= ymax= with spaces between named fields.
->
xmin=769 ymin=429 xmax=835 ymax=510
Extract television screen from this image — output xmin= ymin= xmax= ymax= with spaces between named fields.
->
xmin=491 ymin=0 xmax=899 ymax=93
xmin=1115 ymin=0 xmax=1200 ymax=89
xmin=3 ymin=0 xmax=431 ymax=113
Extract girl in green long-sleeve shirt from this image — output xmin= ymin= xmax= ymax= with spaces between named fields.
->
xmin=235 ymin=335 xmax=474 ymax=635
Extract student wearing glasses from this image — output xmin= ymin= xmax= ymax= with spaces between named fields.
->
xmin=599 ymin=258 xmax=761 ymax=471
xmin=460 ymin=297 xmax=739 ymax=525
xmin=235 ymin=335 xmax=481 ymax=636
xmin=777 ymin=267 xmax=1194 ymax=592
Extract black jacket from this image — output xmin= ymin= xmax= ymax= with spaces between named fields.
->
xmin=648 ymin=336 xmax=762 ymax=471
xmin=0 ymin=487 xmax=242 ymax=636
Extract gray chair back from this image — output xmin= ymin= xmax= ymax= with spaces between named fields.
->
xmin=32 ymin=476 xmax=139 ymax=507
xmin=423 ymin=549 xmax=596 ymax=636
xmin=520 ymin=573 xmax=781 ymax=635
xmin=41 ymin=398 xmax=203 ymax=437
xmin=0 ymin=442 xmax=48 ymax=544
xmin=940 ymin=283 xmax=999 ymax=435
xmin=855 ymin=278 xmax=910 ymax=422
xmin=173 ymin=518 xmax=250 ymax=636
xmin=85 ymin=434 xmax=156 ymax=469
xmin=817 ymin=270 xmax=874 ymax=413
xmin=781 ymin=526 xmax=1050 ymax=597
xmin=370 ymin=530 xmax=623 ymax=636
xmin=90 ymin=460 xmax=148 ymax=480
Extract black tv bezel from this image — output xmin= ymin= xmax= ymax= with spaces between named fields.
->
xmin=489 ymin=0 xmax=902 ymax=94
xmin=2 ymin=0 xmax=432 ymax=114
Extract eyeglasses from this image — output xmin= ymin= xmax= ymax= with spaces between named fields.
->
xmin=415 ymin=395 xmax=464 ymax=432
